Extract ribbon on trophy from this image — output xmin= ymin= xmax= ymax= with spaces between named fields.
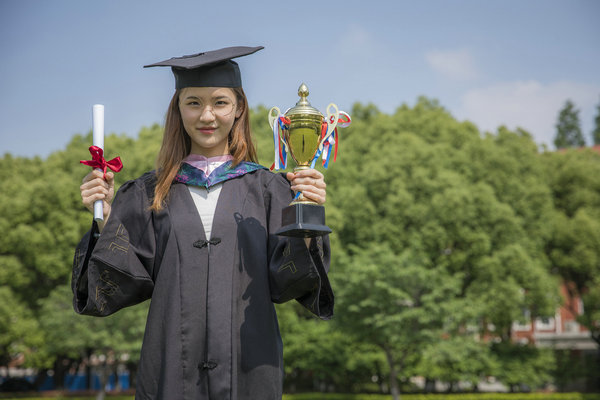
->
xmin=270 ymin=111 xmax=351 ymax=171
xmin=270 ymin=114 xmax=291 ymax=171
xmin=311 ymin=111 xmax=351 ymax=169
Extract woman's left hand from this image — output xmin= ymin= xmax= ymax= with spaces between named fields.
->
xmin=286 ymin=169 xmax=326 ymax=205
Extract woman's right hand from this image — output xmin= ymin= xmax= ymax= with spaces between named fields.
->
xmin=80 ymin=169 xmax=115 ymax=231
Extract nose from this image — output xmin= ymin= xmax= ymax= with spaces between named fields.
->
xmin=199 ymin=106 xmax=216 ymax=122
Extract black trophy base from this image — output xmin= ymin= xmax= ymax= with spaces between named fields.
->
xmin=275 ymin=203 xmax=332 ymax=238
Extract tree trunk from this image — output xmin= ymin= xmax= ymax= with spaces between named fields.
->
xmin=382 ymin=344 xmax=400 ymax=400
xmin=86 ymin=348 xmax=93 ymax=390
xmin=114 ymin=369 xmax=121 ymax=392
xmin=126 ymin=361 xmax=137 ymax=390
xmin=424 ymin=378 xmax=435 ymax=393
xmin=595 ymin=346 xmax=600 ymax=392
xmin=53 ymin=357 xmax=69 ymax=390
xmin=376 ymin=364 xmax=386 ymax=394
xmin=32 ymin=368 xmax=48 ymax=390
xmin=95 ymin=362 xmax=108 ymax=400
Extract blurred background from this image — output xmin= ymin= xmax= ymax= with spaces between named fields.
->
xmin=1 ymin=0 xmax=599 ymax=398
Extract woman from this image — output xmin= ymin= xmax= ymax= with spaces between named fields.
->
xmin=73 ymin=46 xmax=333 ymax=400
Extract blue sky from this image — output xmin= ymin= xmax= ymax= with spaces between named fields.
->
xmin=1 ymin=0 xmax=599 ymax=158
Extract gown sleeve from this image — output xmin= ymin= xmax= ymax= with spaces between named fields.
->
xmin=71 ymin=176 xmax=156 ymax=317
xmin=265 ymin=173 xmax=334 ymax=320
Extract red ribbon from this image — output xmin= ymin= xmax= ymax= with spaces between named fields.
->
xmin=321 ymin=122 xmax=328 ymax=140
xmin=80 ymin=145 xmax=123 ymax=179
xmin=333 ymin=128 xmax=338 ymax=162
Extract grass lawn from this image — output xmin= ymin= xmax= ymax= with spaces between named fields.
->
xmin=1 ymin=393 xmax=599 ymax=400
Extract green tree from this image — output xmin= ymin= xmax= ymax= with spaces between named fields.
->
xmin=0 ymin=287 xmax=47 ymax=369
xmin=0 ymin=126 xmax=161 ymax=379
xmin=544 ymin=148 xmax=600 ymax=390
xmin=250 ymin=105 xmax=277 ymax=167
xmin=326 ymin=98 xmax=558 ymax=396
xmin=39 ymin=284 xmax=148 ymax=396
xmin=593 ymin=97 xmax=600 ymax=145
xmin=417 ymin=336 xmax=498 ymax=391
xmin=277 ymin=302 xmax=383 ymax=393
xmin=492 ymin=342 xmax=555 ymax=391
xmin=333 ymin=244 xmax=464 ymax=399
xmin=554 ymin=99 xmax=585 ymax=149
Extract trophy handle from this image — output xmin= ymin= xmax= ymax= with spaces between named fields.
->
xmin=268 ymin=106 xmax=281 ymax=129
xmin=268 ymin=106 xmax=290 ymax=155
xmin=318 ymin=103 xmax=339 ymax=150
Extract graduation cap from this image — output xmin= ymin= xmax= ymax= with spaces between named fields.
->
xmin=144 ymin=46 xmax=264 ymax=89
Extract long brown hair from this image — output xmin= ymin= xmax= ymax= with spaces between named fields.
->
xmin=151 ymin=87 xmax=257 ymax=211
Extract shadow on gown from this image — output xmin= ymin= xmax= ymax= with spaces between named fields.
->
xmin=235 ymin=212 xmax=281 ymax=373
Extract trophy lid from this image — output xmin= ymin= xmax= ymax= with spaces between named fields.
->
xmin=285 ymin=83 xmax=323 ymax=118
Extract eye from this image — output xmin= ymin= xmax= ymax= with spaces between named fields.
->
xmin=214 ymin=99 xmax=231 ymax=108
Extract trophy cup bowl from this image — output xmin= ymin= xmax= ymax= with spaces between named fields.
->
xmin=269 ymin=83 xmax=339 ymax=238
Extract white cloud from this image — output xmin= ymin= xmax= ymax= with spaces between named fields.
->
xmin=425 ymin=48 xmax=480 ymax=81
xmin=457 ymin=80 xmax=600 ymax=146
xmin=345 ymin=25 xmax=373 ymax=49
xmin=337 ymin=24 xmax=387 ymax=60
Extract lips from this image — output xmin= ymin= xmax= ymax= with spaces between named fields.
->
xmin=197 ymin=127 xmax=217 ymax=134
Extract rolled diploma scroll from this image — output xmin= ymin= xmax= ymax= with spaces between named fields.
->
xmin=92 ymin=104 xmax=104 ymax=223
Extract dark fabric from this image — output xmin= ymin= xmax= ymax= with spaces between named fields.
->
xmin=173 ymin=61 xmax=241 ymax=89
xmin=72 ymin=168 xmax=332 ymax=400
xmin=143 ymin=46 xmax=264 ymax=89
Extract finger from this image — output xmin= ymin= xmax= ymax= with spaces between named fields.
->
xmin=291 ymin=182 xmax=326 ymax=194
xmin=80 ymin=181 xmax=109 ymax=198
xmin=292 ymin=177 xmax=326 ymax=189
xmin=293 ymin=169 xmax=325 ymax=186
xmin=90 ymin=169 xmax=105 ymax=180
xmin=82 ymin=176 xmax=109 ymax=187
xmin=82 ymin=169 xmax=111 ymax=183
xmin=296 ymin=188 xmax=326 ymax=204
xmin=291 ymin=184 xmax=326 ymax=200
xmin=81 ymin=170 xmax=96 ymax=184
xmin=105 ymin=171 xmax=115 ymax=184
xmin=81 ymin=187 xmax=109 ymax=205
xmin=285 ymin=171 xmax=295 ymax=183
xmin=83 ymin=191 xmax=108 ymax=205
xmin=81 ymin=184 xmax=109 ymax=197
xmin=81 ymin=172 xmax=110 ymax=189
xmin=81 ymin=191 xmax=109 ymax=212
xmin=292 ymin=168 xmax=324 ymax=180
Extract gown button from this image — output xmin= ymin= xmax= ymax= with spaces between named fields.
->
xmin=200 ymin=360 xmax=218 ymax=370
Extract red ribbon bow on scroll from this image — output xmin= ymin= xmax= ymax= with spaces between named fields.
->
xmin=80 ymin=146 xmax=123 ymax=179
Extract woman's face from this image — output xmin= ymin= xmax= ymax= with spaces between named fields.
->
xmin=179 ymin=87 xmax=242 ymax=157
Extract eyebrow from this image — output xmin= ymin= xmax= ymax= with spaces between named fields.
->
xmin=183 ymin=95 xmax=233 ymax=101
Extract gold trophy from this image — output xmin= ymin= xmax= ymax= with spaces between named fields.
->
xmin=269 ymin=83 xmax=339 ymax=238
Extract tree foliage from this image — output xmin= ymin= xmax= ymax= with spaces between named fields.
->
xmin=324 ymin=98 xmax=561 ymax=394
xmin=0 ymin=125 xmax=162 ymax=383
xmin=0 ymin=100 xmax=598 ymax=393
xmin=544 ymin=148 xmax=600 ymax=346
xmin=554 ymin=100 xmax=585 ymax=149
xmin=593 ymin=98 xmax=600 ymax=146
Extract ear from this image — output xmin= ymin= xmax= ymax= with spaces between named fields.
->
xmin=235 ymin=104 xmax=243 ymax=119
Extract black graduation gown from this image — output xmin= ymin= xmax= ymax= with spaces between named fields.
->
xmin=71 ymin=168 xmax=333 ymax=400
